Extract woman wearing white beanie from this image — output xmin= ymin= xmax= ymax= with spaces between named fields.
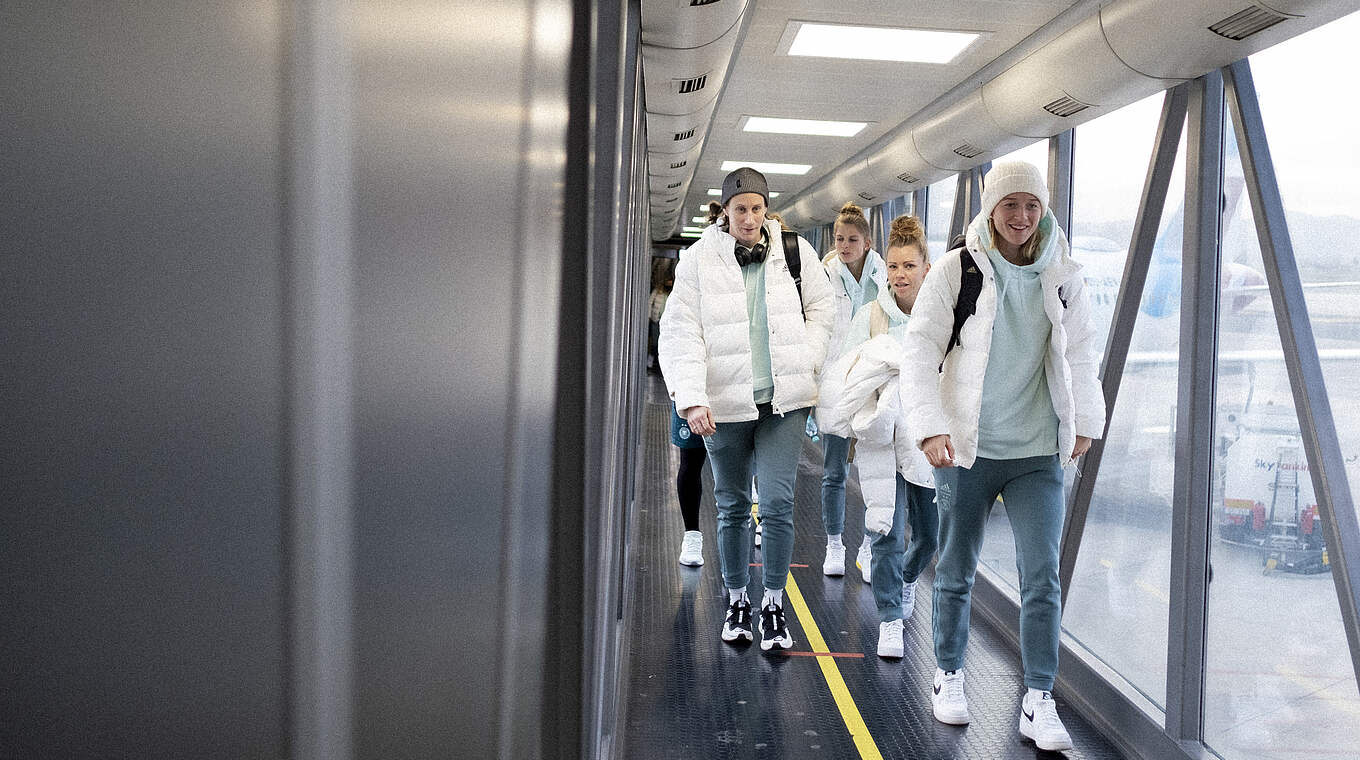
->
xmin=900 ymin=160 xmax=1106 ymax=751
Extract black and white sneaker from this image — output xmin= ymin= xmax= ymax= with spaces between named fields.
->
xmin=721 ymin=598 xmax=754 ymax=643
xmin=759 ymin=602 xmax=794 ymax=651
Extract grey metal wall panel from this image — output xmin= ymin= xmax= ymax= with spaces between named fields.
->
xmin=0 ymin=2 xmax=287 ymax=757
xmin=347 ymin=1 xmax=571 ymax=757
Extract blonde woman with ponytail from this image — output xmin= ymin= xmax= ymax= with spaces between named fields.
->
xmin=817 ymin=214 xmax=938 ymax=660
xmin=817 ymin=202 xmax=886 ymax=580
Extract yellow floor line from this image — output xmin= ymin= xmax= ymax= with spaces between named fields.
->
xmin=784 ymin=571 xmax=884 ymax=760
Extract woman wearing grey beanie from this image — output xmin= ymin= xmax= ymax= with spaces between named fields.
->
xmin=900 ymin=160 xmax=1106 ymax=751
xmin=658 ymin=166 xmax=835 ymax=652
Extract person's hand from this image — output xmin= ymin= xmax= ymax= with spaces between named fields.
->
xmin=1071 ymin=435 xmax=1092 ymax=460
xmin=922 ymin=434 xmax=955 ymax=468
xmin=683 ymin=405 xmax=716 ymax=436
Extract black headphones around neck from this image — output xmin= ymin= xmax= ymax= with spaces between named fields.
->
xmin=733 ymin=239 xmax=768 ymax=267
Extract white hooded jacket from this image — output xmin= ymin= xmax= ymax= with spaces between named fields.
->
xmin=659 ymin=220 xmax=836 ymax=422
xmin=816 ymin=299 xmax=934 ymax=535
xmin=822 ymin=249 xmax=887 ymax=370
xmin=900 ymin=211 xmax=1106 ymax=469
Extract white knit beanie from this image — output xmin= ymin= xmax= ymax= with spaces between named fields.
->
xmin=980 ymin=161 xmax=1049 ymax=217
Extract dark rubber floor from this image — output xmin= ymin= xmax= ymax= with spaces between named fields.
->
xmin=622 ymin=375 xmax=1126 ymax=759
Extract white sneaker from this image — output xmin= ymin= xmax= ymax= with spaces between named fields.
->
xmin=678 ymin=530 xmax=704 ymax=566
xmin=932 ymin=668 xmax=971 ymax=725
xmin=823 ymin=542 xmax=845 ymax=576
xmin=1019 ymin=689 xmax=1073 ymax=751
xmin=902 ymin=580 xmax=917 ymax=619
xmin=758 ymin=602 xmax=794 ymax=651
xmin=856 ymin=539 xmax=873 ymax=584
xmin=877 ymin=619 xmax=904 ymax=659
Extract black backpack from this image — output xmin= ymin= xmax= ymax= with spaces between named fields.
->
xmin=781 ymin=229 xmax=805 ymax=320
xmin=945 ymin=243 xmax=1068 ymax=358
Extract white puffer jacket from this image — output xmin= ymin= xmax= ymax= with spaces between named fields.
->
xmin=817 ymin=331 xmax=934 ymax=535
xmin=659 ymin=220 xmax=835 ymax=422
xmin=901 ymin=212 xmax=1106 ymax=469
xmin=822 ymin=250 xmax=887 ymax=369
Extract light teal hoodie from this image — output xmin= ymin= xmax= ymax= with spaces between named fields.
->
xmin=836 ymin=252 xmax=883 ymax=315
xmin=974 ymin=212 xmax=1061 ymax=459
xmin=740 ymin=229 xmax=774 ymax=404
xmin=842 ymin=279 xmax=911 ymax=352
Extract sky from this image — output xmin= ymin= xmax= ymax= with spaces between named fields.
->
xmin=1061 ymin=8 xmax=1360 ymax=224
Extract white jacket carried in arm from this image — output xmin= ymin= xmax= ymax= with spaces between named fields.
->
xmin=658 ymin=220 xmax=835 ymax=422
xmin=900 ymin=213 xmax=1107 ymax=469
xmin=816 ymin=328 xmax=934 ymax=535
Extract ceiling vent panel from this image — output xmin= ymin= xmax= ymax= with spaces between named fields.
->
xmin=983 ymin=13 xmax=1176 ymax=139
xmin=1210 ymin=5 xmax=1290 ymax=38
xmin=641 ymin=0 xmax=748 ymax=50
xmin=641 ymin=33 xmax=738 ymax=115
xmin=860 ymin=134 xmax=947 ymax=196
xmin=649 ymin=172 xmax=694 ymax=196
xmin=647 ymin=143 xmax=705 ymax=179
xmin=1099 ymin=0 xmax=1331 ymax=81
xmin=836 ymin=159 xmax=889 ymax=210
xmin=1042 ymin=95 xmax=1091 ymax=118
xmin=911 ymin=90 xmax=1013 ymax=171
xmin=952 ymin=142 xmax=985 ymax=159
xmin=644 ymin=101 xmax=717 ymax=154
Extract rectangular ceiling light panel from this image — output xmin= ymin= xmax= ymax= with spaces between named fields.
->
xmin=788 ymin=23 xmax=977 ymax=64
xmin=710 ymin=187 xmax=779 ymax=197
xmin=720 ymin=160 xmax=811 ymax=175
xmin=744 ymin=116 xmax=867 ymax=137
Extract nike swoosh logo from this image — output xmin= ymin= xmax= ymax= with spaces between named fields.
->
xmin=1023 ymin=708 xmax=1035 ymax=722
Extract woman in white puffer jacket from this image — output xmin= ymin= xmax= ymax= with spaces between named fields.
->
xmin=816 ymin=215 xmax=937 ymax=662
xmin=901 ymin=161 xmax=1105 ymax=751
xmin=816 ymin=202 xmax=888 ymax=581
xmin=658 ymin=167 xmax=834 ymax=652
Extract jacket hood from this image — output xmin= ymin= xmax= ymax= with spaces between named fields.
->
xmin=875 ymin=281 xmax=910 ymax=322
xmin=965 ymin=208 xmax=1080 ymax=283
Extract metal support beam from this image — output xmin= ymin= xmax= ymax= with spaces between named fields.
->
xmin=1166 ymin=70 xmax=1223 ymax=742
xmin=950 ymin=171 xmax=969 ymax=243
xmin=912 ymin=188 xmax=926 ymax=224
xmin=282 ymin=3 xmax=356 ymax=758
xmin=1223 ymin=58 xmax=1360 ymax=695
xmin=1048 ymin=130 xmax=1074 ymax=232
xmin=1061 ymin=85 xmax=1189 ymax=606
xmin=970 ymin=162 xmax=989 ymax=224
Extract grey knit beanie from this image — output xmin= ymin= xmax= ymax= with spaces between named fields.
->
xmin=720 ymin=166 xmax=769 ymax=206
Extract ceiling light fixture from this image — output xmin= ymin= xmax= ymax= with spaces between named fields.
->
xmin=720 ymin=160 xmax=811 ymax=176
xmin=744 ymin=116 xmax=866 ymax=137
xmin=788 ymin=22 xmax=977 ymax=64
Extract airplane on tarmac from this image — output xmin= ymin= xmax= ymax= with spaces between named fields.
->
xmin=1065 ymin=153 xmax=1360 ymax=574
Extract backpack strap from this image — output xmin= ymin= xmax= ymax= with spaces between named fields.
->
xmin=782 ymin=229 xmax=805 ymax=320
xmin=868 ymin=300 xmax=890 ymax=339
xmin=946 ymin=248 xmax=982 ymax=356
